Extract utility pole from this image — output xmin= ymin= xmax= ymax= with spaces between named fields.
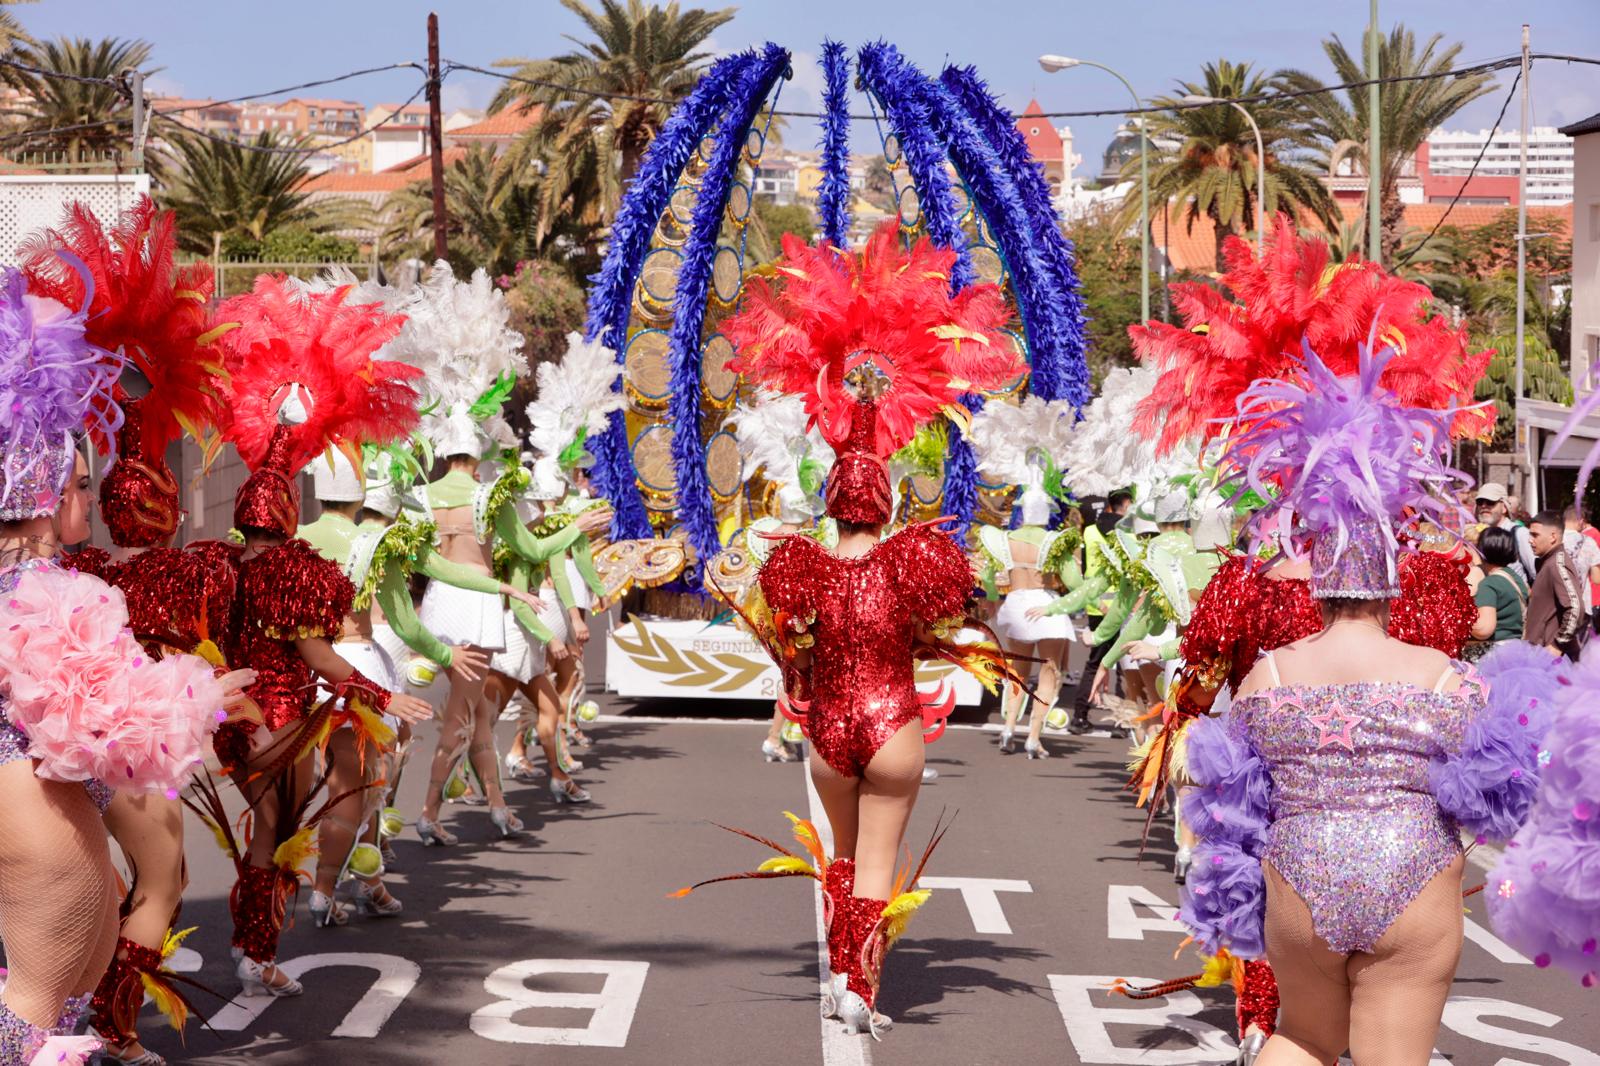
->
xmin=426 ymin=12 xmax=448 ymax=262
xmin=1514 ymin=23 xmax=1531 ymax=488
xmin=1367 ymin=0 xmax=1381 ymax=264
xmin=126 ymin=68 xmax=147 ymax=173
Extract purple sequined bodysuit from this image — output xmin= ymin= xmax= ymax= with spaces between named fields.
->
xmin=1233 ymin=658 xmax=1487 ymax=953
xmin=1 ymin=557 xmax=114 ymax=811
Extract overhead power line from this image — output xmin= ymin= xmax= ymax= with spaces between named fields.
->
xmin=153 ymin=78 xmax=430 ymax=156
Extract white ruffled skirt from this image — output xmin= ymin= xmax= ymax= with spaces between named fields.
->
xmin=995 ymin=587 xmax=1072 ymax=643
xmin=418 ymin=581 xmax=506 ymax=651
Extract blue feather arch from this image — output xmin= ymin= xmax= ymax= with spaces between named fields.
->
xmin=580 ymin=40 xmax=1088 ymax=563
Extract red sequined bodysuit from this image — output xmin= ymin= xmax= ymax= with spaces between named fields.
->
xmin=67 ymin=541 xmax=239 ymax=659
xmin=759 ymin=524 xmax=973 ymax=778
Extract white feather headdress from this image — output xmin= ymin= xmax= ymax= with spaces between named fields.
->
xmin=729 ymin=388 xmax=834 ymax=521
xmin=525 ymin=331 xmax=624 ymax=469
xmin=969 ymin=394 xmax=1076 ymax=485
xmin=384 ymin=261 xmax=526 ymax=457
xmin=1064 ymin=366 xmax=1198 ymax=497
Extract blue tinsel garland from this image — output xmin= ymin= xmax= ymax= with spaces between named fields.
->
xmin=666 ymin=44 xmax=792 ymax=581
xmin=817 ymin=41 xmax=852 ymax=248
xmin=940 ymin=65 xmax=1090 ymax=408
xmin=582 ymin=50 xmax=758 ymax=538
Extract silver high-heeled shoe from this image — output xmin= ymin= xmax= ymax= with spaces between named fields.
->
xmin=1174 ymin=848 xmax=1193 ymax=885
xmin=762 ymin=738 xmax=796 ymax=763
xmin=1024 ymin=738 xmax=1050 ymax=760
xmin=549 ymin=777 xmax=591 ymax=804
xmin=308 ymin=890 xmax=348 ymax=928
xmin=836 ymin=990 xmax=893 ymax=1040
xmin=415 ymin=816 xmax=457 ymax=846
xmin=1235 ymin=1029 xmax=1267 ymax=1065
xmin=490 ymin=806 xmax=524 ymax=838
xmin=346 ymin=878 xmax=404 ymax=917
xmin=237 ymin=956 xmax=303 ymax=998
xmin=997 ymin=728 xmax=1015 ymax=754
xmin=820 ymin=973 xmax=847 ymax=1019
xmin=505 ymin=752 xmax=545 ymax=781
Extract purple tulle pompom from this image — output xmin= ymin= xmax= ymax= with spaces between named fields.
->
xmin=1180 ymin=841 xmax=1267 ymax=959
xmin=1178 ymin=710 xmax=1272 ymax=957
xmin=1486 ymin=644 xmax=1600 ymax=985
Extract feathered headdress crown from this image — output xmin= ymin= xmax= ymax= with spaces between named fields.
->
xmin=730 ymin=388 xmax=835 ymax=523
xmin=217 ymin=275 xmax=420 ymax=536
xmin=383 ymin=261 xmax=527 ymax=458
xmin=526 ymin=331 xmax=625 ymax=472
xmin=21 ymin=198 xmax=230 ymax=544
xmin=1062 ymin=366 xmax=1198 ymax=499
xmin=1130 ymin=215 xmax=1495 ymax=454
xmin=724 ymin=223 xmax=1023 ymax=522
xmin=970 ymin=393 xmax=1077 ymax=523
xmin=1222 ymin=338 xmax=1470 ymax=599
xmin=0 ymin=263 xmax=123 ymax=520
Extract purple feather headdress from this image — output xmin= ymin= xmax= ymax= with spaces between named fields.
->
xmin=1221 ymin=336 xmax=1471 ymax=598
xmin=0 ymin=260 xmax=124 ymax=520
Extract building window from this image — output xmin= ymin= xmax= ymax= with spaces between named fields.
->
xmin=1030 ymin=126 xmax=1040 ymax=135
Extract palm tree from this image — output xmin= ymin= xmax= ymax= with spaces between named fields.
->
xmin=381 ymin=145 xmax=599 ymax=277
xmin=158 ymin=131 xmax=359 ymax=256
xmin=1129 ymin=59 xmax=1338 ymax=273
xmin=0 ymin=1 xmax=37 ymax=56
xmin=490 ymin=0 xmax=734 ymax=238
xmin=2 ymin=36 xmax=152 ymax=165
xmin=1276 ymin=26 xmax=1495 ymax=262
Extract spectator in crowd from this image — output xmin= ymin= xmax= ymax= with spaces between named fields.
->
xmin=1563 ymin=505 xmax=1600 ymax=619
xmin=1467 ymin=525 xmax=1529 ymax=658
xmin=1475 ymin=482 xmax=1537 ymax=579
xmin=1524 ymin=510 xmax=1587 ymax=660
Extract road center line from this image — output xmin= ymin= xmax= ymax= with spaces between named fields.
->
xmin=804 ymin=759 xmax=870 ymax=1066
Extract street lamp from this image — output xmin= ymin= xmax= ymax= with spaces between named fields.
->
xmin=1038 ymin=55 xmax=1150 ymax=323
xmin=1182 ymin=94 xmax=1265 ymax=257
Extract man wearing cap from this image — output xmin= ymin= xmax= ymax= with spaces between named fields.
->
xmin=1476 ymin=482 xmax=1537 ymax=580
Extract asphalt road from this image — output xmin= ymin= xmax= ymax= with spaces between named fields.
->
xmin=107 ymin=695 xmax=1600 ymax=1066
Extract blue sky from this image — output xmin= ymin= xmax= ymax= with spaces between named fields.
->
xmin=19 ymin=1 xmax=1599 ymax=170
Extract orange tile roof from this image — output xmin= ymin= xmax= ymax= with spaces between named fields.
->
xmin=378 ymin=146 xmax=468 ymax=176
xmin=283 ymin=97 xmax=363 ymax=110
xmin=1151 ymin=200 xmax=1573 ymax=273
xmin=303 ymin=170 xmax=417 ymax=193
xmin=448 ymin=105 xmax=541 ymax=139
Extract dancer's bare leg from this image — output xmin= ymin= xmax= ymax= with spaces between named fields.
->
xmin=102 ymin=792 xmax=186 ymax=950
xmin=809 ymin=748 xmax=861 ymax=861
xmin=522 ymin=673 xmax=578 ymax=787
xmin=1029 ymin=638 xmax=1067 ymax=745
xmin=1346 ymin=857 xmax=1464 ymax=1065
xmin=314 ymin=730 xmax=370 ymax=900
xmin=421 ymin=659 xmax=485 ymax=824
xmin=1258 ymin=865 xmax=1350 ymax=1065
xmin=0 ymin=763 xmax=118 ymax=1027
xmin=999 ymin=637 xmax=1034 ymax=738
xmin=467 ymin=694 xmax=508 ymax=810
xmin=854 ymin=722 xmax=924 ymax=900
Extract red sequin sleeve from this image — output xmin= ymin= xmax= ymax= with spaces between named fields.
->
xmin=886 ymin=523 xmax=974 ymax=625
xmin=240 ymin=539 xmax=354 ymax=640
xmin=757 ymin=535 xmax=819 ymax=619
xmin=61 ymin=546 xmax=112 ymax=580
xmin=1390 ymin=549 xmax=1475 ymax=657
xmin=1179 ymin=555 xmax=1260 ymax=691
xmin=115 ymin=547 xmax=238 ymax=654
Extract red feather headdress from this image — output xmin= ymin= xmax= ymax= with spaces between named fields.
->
xmin=20 ymin=197 xmax=229 ymax=459
xmin=217 ymin=275 xmax=420 ymax=536
xmin=724 ymin=222 xmax=1023 ymax=458
xmin=1129 ymin=215 xmax=1494 ymax=454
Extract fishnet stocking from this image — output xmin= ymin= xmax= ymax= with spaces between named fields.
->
xmin=0 ymin=763 xmax=118 ymax=1027
xmin=1258 ymin=859 xmax=1462 ymax=1066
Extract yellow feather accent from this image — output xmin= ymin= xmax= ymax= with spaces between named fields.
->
xmin=192 ymin=639 xmax=226 ymax=669
xmin=141 ymin=972 xmax=189 ymax=1031
xmin=161 ymin=925 xmax=198 ymax=961
xmin=200 ymin=816 xmax=236 ymax=859
xmin=1195 ymin=950 xmax=1236 ymax=988
xmin=196 ymin=321 xmax=238 ymax=346
xmin=777 ymin=265 xmax=810 ymax=280
xmin=941 ymin=402 xmax=973 ymax=437
xmin=348 ymin=700 xmax=398 ymax=749
xmin=928 ymin=323 xmax=991 ymax=344
xmin=784 ymin=812 xmax=828 ymax=869
xmin=273 ymin=825 xmax=318 ymax=873
xmin=758 ymin=856 xmax=817 ymax=875
xmin=881 ymin=888 xmax=933 ymax=947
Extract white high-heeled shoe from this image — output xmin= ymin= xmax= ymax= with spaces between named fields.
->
xmin=1024 ymin=738 xmax=1050 ymax=760
xmin=836 ymin=990 xmax=892 ymax=1040
xmin=997 ymin=728 xmax=1016 ymax=754
xmin=549 ymin=777 xmax=591 ymax=805
xmin=346 ymin=878 xmax=404 ymax=917
xmin=490 ymin=806 xmax=524 ymax=838
xmin=819 ymin=973 xmax=847 ymax=1019
xmin=762 ymin=738 xmax=796 ymax=763
xmin=308 ymin=890 xmax=348 ymax=928
xmin=237 ymin=956 xmax=303 ymax=998
xmin=415 ymin=816 xmax=457 ymax=846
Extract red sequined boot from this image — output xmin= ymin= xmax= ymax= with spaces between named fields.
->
xmin=89 ymin=936 xmax=164 ymax=1050
xmin=230 ymin=864 xmax=303 ymax=997
xmin=821 ymin=858 xmax=855 ymax=1017
xmin=838 ymin=895 xmax=893 ymax=1040
xmin=1234 ymin=959 xmax=1280 ymax=1063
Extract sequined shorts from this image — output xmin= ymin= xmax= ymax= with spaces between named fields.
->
xmin=806 ymin=697 xmax=923 ymax=779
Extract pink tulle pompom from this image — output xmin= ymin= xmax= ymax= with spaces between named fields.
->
xmin=30 ymin=1033 xmax=102 ymax=1066
xmin=0 ymin=567 xmax=224 ymax=794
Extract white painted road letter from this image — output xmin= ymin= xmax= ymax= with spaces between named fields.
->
xmin=1106 ymin=884 xmax=1184 ymax=941
xmin=919 ymin=877 xmax=1033 ymax=934
xmin=1048 ymin=974 xmax=1236 ymax=1064
xmin=210 ymin=953 xmax=418 ymax=1038
xmin=471 ymin=959 xmax=649 ymax=1047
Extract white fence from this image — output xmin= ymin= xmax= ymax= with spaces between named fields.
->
xmin=0 ymin=173 xmax=151 ymax=266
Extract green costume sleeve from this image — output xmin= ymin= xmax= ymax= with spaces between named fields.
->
xmin=550 ymin=552 xmax=578 ymax=610
xmin=1092 ymin=581 xmax=1139 ymax=643
xmin=416 ymin=549 xmax=505 ymax=595
xmin=374 ymin=566 xmax=453 ymax=669
xmin=495 ymin=505 xmax=586 ymax=565
xmin=1051 ymin=571 xmax=1109 ymax=616
xmin=504 ymin=557 xmax=557 ymax=643
xmin=1158 ymin=637 xmax=1182 ymax=661
xmin=1057 ymin=556 xmax=1085 ymax=592
xmin=1101 ymin=601 xmax=1157 ymax=666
